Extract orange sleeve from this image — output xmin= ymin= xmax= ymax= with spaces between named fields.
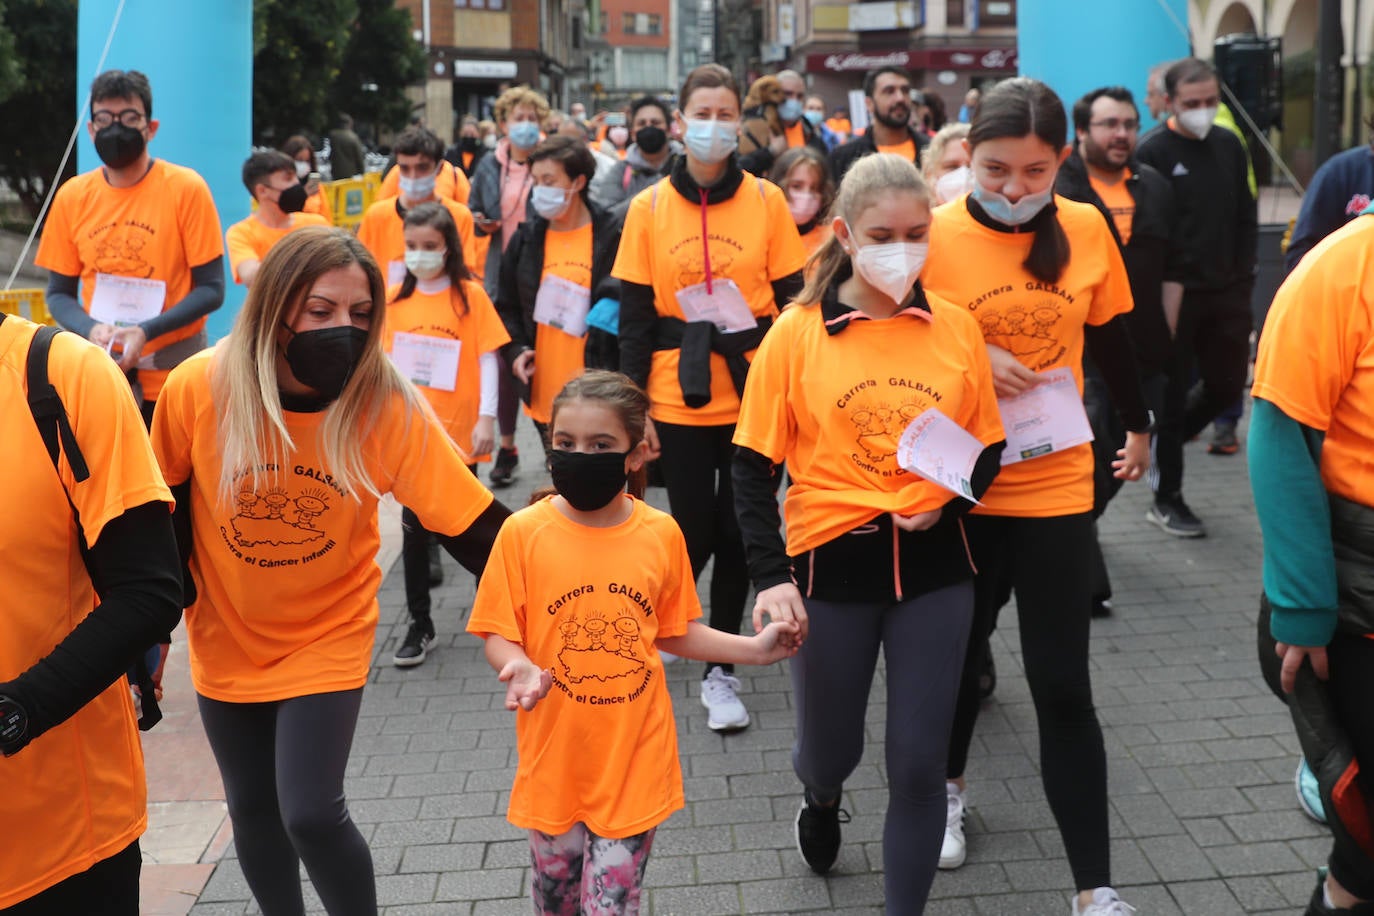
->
xmin=356 ymin=204 xmax=387 ymax=265
xmin=763 ymin=183 xmax=809 ymax=281
xmin=611 ymin=192 xmax=654 ymax=285
xmin=382 ymin=396 xmax=496 ymax=535
xmin=313 ymin=187 xmax=334 ymax=222
xmin=732 ymin=309 xmax=797 ymax=463
xmin=451 ymin=163 xmax=471 ymax=205
xmin=149 ymin=355 xmax=202 ymax=488
xmin=225 ymin=220 xmax=257 ymax=284
xmin=178 ymin=172 xmax=226 ymax=267
xmin=655 ymin=517 xmax=703 ymax=638
xmin=468 ymin=282 xmax=512 ymax=354
xmin=1084 ymin=219 xmax=1134 ymax=326
xmin=446 ymin=201 xmax=480 ymax=277
xmin=466 ymin=516 xmax=528 ymax=643
xmin=35 ymin=184 xmax=83 ymax=276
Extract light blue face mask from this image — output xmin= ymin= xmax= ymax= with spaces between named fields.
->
xmin=970 ymin=182 xmax=1054 ymax=226
xmin=779 ymin=98 xmax=804 ymax=124
xmin=803 ymin=109 xmax=825 ymax=127
xmin=683 ymin=119 xmax=738 ymax=165
xmin=508 ymin=120 xmax=541 ymax=150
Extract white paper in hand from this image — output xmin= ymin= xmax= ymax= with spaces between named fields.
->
xmin=896 ymin=408 xmax=985 ymax=503
xmin=997 ymin=366 xmax=1094 ymax=465
xmin=390 ymin=332 xmax=461 ymax=392
xmin=90 ymin=273 xmax=166 ymax=326
xmin=674 ymin=278 xmax=757 ymax=332
xmin=533 ymin=275 xmax=592 ymax=337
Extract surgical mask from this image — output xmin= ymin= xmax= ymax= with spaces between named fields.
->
xmin=294 ymin=160 xmax=311 ymax=179
xmin=803 ymin=110 xmax=825 ymax=127
xmin=970 ymin=182 xmax=1054 ymax=226
xmin=683 ymin=118 xmax=738 ymax=165
xmin=1177 ymin=106 xmax=1217 ymax=139
xmin=547 ymin=450 xmax=629 ymax=511
xmin=934 ymin=165 xmax=974 ymax=205
xmin=398 ymin=172 xmax=437 ymax=200
xmin=847 ymin=227 xmax=928 ymax=304
xmin=608 ymin=126 xmax=629 ymax=147
xmin=788 ymin=191 xmax=821 ymax=225
xmin=94 ymin=123 xmax=146 ymax=170
xmin=634 ymin=125 xmax=667 ymax=154
xmin=779 ymin=98 xmax=804 ymax=124
xmin=280 ymin=325 xmax=369 ymax=401
xmin=276 ymin=183 xmax=308 ymax=214
xmin=404 ymin=249 xmax=446 ymax=280
xmin=508 ymin=120 xmax=541 ymax=149
xmin=483 ymin=134 xmax=498 ymax=150
xmin=531 ymin=185 xmax=573 ymax=219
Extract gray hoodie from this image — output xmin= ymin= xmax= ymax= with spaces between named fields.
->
xmin=587 ymin=141 xmax=682 ymax=212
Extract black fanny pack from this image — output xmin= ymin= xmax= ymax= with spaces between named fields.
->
xmin=792 ymin=511 xmax=974 ymax=604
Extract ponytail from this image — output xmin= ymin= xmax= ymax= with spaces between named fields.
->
xmin=1024 ymin=209 xmax=1071 ymax=284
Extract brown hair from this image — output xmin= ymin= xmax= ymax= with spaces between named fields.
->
xmin=528 ymin=134 xmax=599 ymax=203
xmin=494 ymin=86 xmax=551 ymax=125
xmin=395 ymin=202 xmax=473 ymax=313
xmin=678 ymin=63 xmax=741 ymax=112
xmin=549 ymin=370 xmax=650 ymax=499
xmin=769 ymin=147 xmax=835 ymax=221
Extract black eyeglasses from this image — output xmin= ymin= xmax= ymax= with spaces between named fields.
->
xmin=91 ymin=109 xmax=147 ymax=129
xmin=1089 ymin=118 xmax=1140 ymax=133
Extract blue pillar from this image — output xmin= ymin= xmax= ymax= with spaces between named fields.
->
xmin=79 ymin=1 xmax=252 ymax=342
xmin=1017 ymin=0 xmax=1190 ymax=135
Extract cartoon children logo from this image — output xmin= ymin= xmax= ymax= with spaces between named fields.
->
xmin=849 ymin=400 xmax=923 ymax=462
xmin=556 ymin=612 xmax=646 ymax=684
xmin=230 ymin=486 xmax=333 ymax=547
xmin=979 ymin=300 xmax=1062 ymax=361
xmin=93 ymin=229 xmax=155 ymax=279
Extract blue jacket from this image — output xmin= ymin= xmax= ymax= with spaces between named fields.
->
xmin=1284 ymin=145 xmax=1374 ymax=274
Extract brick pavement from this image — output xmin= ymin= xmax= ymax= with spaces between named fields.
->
xmin=185 ymin=412 xmax=1328 ymax=915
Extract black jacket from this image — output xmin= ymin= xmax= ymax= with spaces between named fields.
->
xmin=444 ymin=141 xmax=489 ymax=178
xmin=829 ymin=126 xmax=929 ymax=183
xmin=495 ymin=200 xmax=622 ymax=380
xmin=737 ymin=114 xmax=829 ymax=178
xmin=1055 ymin=150 xmax=1180 ymax=375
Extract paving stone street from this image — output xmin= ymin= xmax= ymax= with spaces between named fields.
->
xmin=176 ymin=410 xmax=1330 ymax=915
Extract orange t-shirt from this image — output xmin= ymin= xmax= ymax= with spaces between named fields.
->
xmin=1089 ymin=169 xmax=1134 ymax=246
xmin=800 ymin=222 xmax=831 ymax=259
xmin=876 ymin=139 xmax=917 ymax=163
xmin=383 ymin=279 xmax=510 ymax=458
xmin=923 ymin=196 xmax=1134 ymax=517
xmin=35 ymin=159 xmax=225 ymax=401
xmin=612 ymin=174 xmax=809 ymax=425
xmin=0 ymin=316 xmax=173 ymax=907
xmin=357 ymin=196 xmax=479 ymax=288
xmin=734 ymin=292 xmax=1003 ymax=555
xmin=528 ymin=223 xmax=594 ymax=424
xmin=150 ymin=348 xmax=494 ymax=702
xmin=1253 ymin=214 xmax=1374 ymax=507
xmin=467 ymin=496 xmax=701 ymax=838
xmin=304 ymin=185 xmax=333 ymax=223
xmin=378 ymin=159 xmax=472 ymax=205
xmin=225 ymin=212 xmax=331 ymax=284
xmin=826 ymin=117 xmax=852 ymax=137
xmin=785 ymin=121 xmax=806 ymax=149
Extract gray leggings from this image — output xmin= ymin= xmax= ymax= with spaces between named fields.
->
xmin=197 ymin=689 xmax=376 ymax=916
xmin=792 ymin=582 xmax=973 ymax=914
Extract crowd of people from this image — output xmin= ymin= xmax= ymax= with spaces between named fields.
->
xmin=4 ymin=49 xmax=1374 ymax=916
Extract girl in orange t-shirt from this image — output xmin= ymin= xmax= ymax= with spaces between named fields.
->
xmin=384 ymin=203 xmax=510 ymax=668
xmin=468 ymin=371 xmax=800 ymax=916
xmin=769 ymin=146 xmax=835 ymax=258
xmin=150 ymin=228 xmax=509 ymax=916
xmin=921 ymin=78 xmax=1151 ymax=916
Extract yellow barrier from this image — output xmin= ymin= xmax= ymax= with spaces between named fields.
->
xmin=0 ymin=289 xmax=53 ymax=325
xmin=325 ymin=171 xmax=383 ymax=231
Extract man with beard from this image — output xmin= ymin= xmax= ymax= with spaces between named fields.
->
xmin=829 ymin=67 xmax=929 ymax=182
xmin=1056 ymin=85 xmax=1180 ymax=615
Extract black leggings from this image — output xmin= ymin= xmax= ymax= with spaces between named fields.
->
xmin=401 ymin=466 xmax=478 ymax=628
xmin=653 ymin=420 xmax=750 ymax=676
xmin=946 ymin=512 xmax=1110 ymax=892
xmin=2 ymin=841 xmax=140 ymax=915
xmin=198 ymin=690 xmax=376 ymax=916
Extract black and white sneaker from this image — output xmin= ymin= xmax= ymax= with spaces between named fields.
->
xmin=795 ymin=791 xmax=850 ymax=874
xmin=489 ymin=447 xmax=520 ymax=488
xmin=1145 ymin=494 xmax=1206 ymax=538
xmin=393 ymin=623 xmax=434 ymax=668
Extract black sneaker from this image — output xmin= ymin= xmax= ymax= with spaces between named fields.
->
xmin=427 ymin=539 xmax=444 ymax=587
xmin=1145 ymin=494 xmax=1206 ymax=538
xmin=393 ymin=623 xmax=434 ymax=668
xmin=489 ymin=447 xmax=520 ymax=489
xmin=1092 ymin=596 xmax=1114 ymax=618
xmin=1208 ymin=420 xmax=1240 ymax=456
xmin=795 ymin=791 xmax=850 ymax=874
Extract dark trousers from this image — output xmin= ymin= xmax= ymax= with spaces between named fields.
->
xmin=2 ymin=841 xmax=140 ymax=915
xmin=1154 ymin=281 xmax=1253 ymax=497
xmin=653 ymin=420 xmax=750 ymax=676
xmin=401 ymin=465 xmax=477 ymax=628
xmin=947 ymin=512 xmax=1110 ymax=892
xmin=497 ymin=352 xmax=519 ymax=438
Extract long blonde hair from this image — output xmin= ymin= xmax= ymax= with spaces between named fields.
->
xmin=211 ymin=227 xmax=429 ymax=506
xmin=796 ymin=153 xmax=932 ymax=305
xmin=921 ymin=122 xmax=970 ymax=183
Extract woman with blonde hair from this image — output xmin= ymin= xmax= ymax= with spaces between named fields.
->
xmin=922 ymin=122 xmax=972 ymax=204
xmin=150 ymin=226 xmax=509 ymax=916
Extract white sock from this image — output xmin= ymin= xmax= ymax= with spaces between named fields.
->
xmin=1325 ymin=881 xmax=1337 ymax=910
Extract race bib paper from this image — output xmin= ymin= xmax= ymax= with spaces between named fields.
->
xmin=997 ymin=366 xmax=1094 ymax=465
xmin=675 ymin=278 xmax=757 ymax=333
xmin=533 ymin=275 xmax=592 ymax=337
xmin=389 ymin=332 xmax=461 ymax=392
xmin=896 ymin=408 xmax=985 ymax=503
xmin=387 ymin=260 xmax=408 ymax=287
xmin=90 ymin=273 xmax=166 ymax=326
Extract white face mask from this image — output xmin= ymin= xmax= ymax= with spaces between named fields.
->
xmin=846 ymin=225 xmax=928 ymax=304
xmin=530 ymin=185 xmax=573 ymax=219
xmin=294 ymin=160 xmax=311 ymax=179
xmin=934 ymin=165 xmax=974 ymax=205
xmin=970 ymin=182 xmax=1054 ymax=226
xmin=788 ymin=191 xmax=821 ymax=225
xmin=1177 ymin=106 xmax=1217 ymax=139
xmin=404 ymin=249 xmax=446 ymax=280
xmin=683 ymin=118 xmax=738 ymax=165
xmin=398 ymin=171 xmax=437 ymax=200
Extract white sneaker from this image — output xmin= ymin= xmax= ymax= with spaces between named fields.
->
xmin=700 ymin=666 xmax=750 ymax=732
xmin=939 ymin=782 xmax=966 ymax=869
xmin=1072 ymin=887 xmax=1137 ymax=915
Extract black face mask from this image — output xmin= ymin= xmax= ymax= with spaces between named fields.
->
xmin=547 ymin=450 xmax=629 ymax=512
xmin=459 ymin=136 xmax=480 ymax=153
xmin=281 ymin=325 xmax=369 ymax=400
xmin=94 ymin=123 xmax=146 ymax=170
xmin=634 ymin=126 xmax=667 ymax=154
xmin=277 ymin=182 xmax=308 ymax=213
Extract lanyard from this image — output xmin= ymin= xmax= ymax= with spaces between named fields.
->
xmin=699 ymin=189 xmax=714 ymax=294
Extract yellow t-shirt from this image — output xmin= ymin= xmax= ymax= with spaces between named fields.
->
xmin=378 ymin=160 xmax=472 ymax=205
xmin=1088 ymin=169 xmax=1134 ymax=246
xmin=0 ymin=316 xmax=173 ymax=907
xmin=356 ymin=196 xmax=480 ymax=288
xmin=467 ymin=496 xmax=701 ymax=838
xmin=383 ymin=279 xmax=510 ymax=458
xmin=225 ymin=212 xmax=331 ymax=284
xmin=734 ymin=292 xmax=1004 ymax=555
xmin=923 ymin=196 xmax=1134 ymax=517
xmin=1253 ymin=214 xmax=1374 ymax=507
xmin=611 ymin=174 xmax=809 ymax=425
xmin=35 ymin=160 xmax=225 ymax=401
xmin=150 ymin=348 xmax=494 ymax=702
xmin=529 ymin=223 xmax=594 ymax=424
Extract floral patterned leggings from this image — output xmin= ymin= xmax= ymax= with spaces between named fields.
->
xmin=528 ymin=823 xmax=656 ymax=915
